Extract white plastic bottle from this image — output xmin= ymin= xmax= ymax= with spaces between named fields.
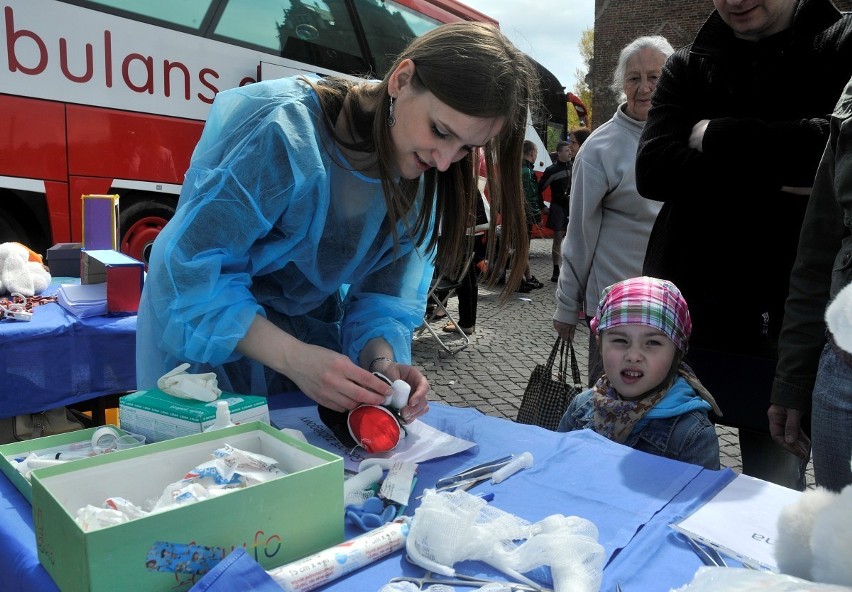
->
xmin=204 ymin=400 xmax=235 ymax=432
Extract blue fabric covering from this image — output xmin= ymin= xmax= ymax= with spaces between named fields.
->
xmin=189 ymin=548 xmax=280 ymax=592
xmin=0 ymin=396 xmax=735 ymax=592
xmin=136 ymin=76 xmax=435 ymax=394
xmin=0 ymin=279 xmax=136 ymax=416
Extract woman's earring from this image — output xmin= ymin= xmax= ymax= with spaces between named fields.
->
xmin=388 ymin=96 xmax=396 ymax=127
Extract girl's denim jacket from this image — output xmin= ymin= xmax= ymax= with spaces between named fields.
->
xmin=557 ymin=386 xmax=720 ymax=470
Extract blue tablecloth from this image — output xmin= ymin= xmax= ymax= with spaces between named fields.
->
xmin=0 ymin=394 xmax=735 ymax=592
xmin=0 ymin=279 xmax=136 ymax=418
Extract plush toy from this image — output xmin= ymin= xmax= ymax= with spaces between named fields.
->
xmin=775 ymin=464 xmax=852 ymax=586
xmin=0 ymin=242 xmax=51 ymax=297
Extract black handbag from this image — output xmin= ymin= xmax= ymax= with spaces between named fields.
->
xmin=516 ymin=337 xmax=583 ymax=431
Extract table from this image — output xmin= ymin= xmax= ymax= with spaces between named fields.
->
xmin=0 ymin=280 xmax=137 ymax=419
xmin=0 ymin=393 xmax=736 ymax=592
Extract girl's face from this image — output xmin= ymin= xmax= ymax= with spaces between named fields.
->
xmin=599 ymin=325 xmax=678 ymax=399
xmin=388 ymin=60 xmax=505 ymax=179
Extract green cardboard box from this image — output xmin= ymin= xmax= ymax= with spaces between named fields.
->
xmin=120 ymin=389 xmax=270 ymax=443
xmin=31 ymin=422 xmax=343 ymax=592
xmin=0 ymin=425 xmax=129 ymax=503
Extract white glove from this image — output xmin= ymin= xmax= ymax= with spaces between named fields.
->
xmin=157 ymin=363 xmax=222 ymax=402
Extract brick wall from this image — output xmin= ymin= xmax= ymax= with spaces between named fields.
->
xmin=590 ymin=0 xmax=852 ymax=127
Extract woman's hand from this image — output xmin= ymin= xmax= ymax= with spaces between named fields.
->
xmin=553 ymin=319 xmax=576 ymax=341
xmin=370 ymin=358 xmax=430 ymax=424
xmin=237 ymin=315 xmax=390 ymax=411
xmin=285 ymin=343 xmax=392 ymax=411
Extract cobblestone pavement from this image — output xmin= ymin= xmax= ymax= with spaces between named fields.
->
xmin=412 ymin=237 xmax=815 ymax=487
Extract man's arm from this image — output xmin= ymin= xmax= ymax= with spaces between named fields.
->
xmin=770 ymin=116 xmax=845 ymax=456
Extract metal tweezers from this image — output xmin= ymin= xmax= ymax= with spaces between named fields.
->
xmin=390 ymin=555 xmax=550 ymax=591
xmin=681 ymin=534 xmax=728 ymax=567
xmin=432 ymin=455 xmax=514 ymax=493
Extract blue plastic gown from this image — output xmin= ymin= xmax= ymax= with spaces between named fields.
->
xmin=136 ymin=76 xmax=435 ymax=394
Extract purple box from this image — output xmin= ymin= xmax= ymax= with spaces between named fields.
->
xmin=81 ymin=194 xmax=120 ymax=250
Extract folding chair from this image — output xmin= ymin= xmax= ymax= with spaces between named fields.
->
xmin=417 ymin=250 xmax=475 ymax=354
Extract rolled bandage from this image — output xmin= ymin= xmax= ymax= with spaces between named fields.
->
xmin=268 ymin=517 xmax=409 ymax=592
xmin=91 ymin=426 xmax=122 ymax=451
xmin=491 ymin=451 xmax=533 ymax=484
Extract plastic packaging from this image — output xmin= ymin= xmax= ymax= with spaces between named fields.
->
xmin=491 ymin=452 xmax=533 ymax=484
xmin=204 ymin=400 xmax=235 ymax=432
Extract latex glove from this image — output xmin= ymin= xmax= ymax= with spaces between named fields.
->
xmin=157 ymin=363 xmax=222 ymax=402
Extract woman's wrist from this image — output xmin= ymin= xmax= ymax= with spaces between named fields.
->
xmin=368 ymin=356 xmax=394 ymax=373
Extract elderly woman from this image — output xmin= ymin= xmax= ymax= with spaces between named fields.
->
xmin=552 ymin=36 xmax=674 ymax=387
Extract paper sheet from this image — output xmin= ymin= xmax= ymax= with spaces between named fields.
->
xmin=671 ymin=473 xmax=802 ymax=571
xmin=271 ymin=405 xmax=476 ymax=472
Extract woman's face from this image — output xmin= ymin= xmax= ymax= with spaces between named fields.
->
xmin=622 ymin=48 xmax=666 ymax=122
xmin=388 ymin=60 xmax=505 ymax=180
xmin=600 ymin=325 xmax=677 ymax=399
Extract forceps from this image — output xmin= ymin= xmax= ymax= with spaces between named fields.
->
xmin=388 ymin=571 xmax=547 ymax=591
xmin=432 ymin=455 xmax=514 ymax=493
xmin=390 ymin=554 xmax=551 ymax=591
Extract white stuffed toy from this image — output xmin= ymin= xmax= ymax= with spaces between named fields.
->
xmin=775 ymin=464 xmax=852 ymax=586
xmin=0 ymin=242 xmax=51 ymax=297
xmin=774 ymin=282 xmax=852 ymax=587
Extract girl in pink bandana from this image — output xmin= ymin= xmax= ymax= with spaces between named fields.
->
xmin=557 ymin=276 xmax=722 ymax=469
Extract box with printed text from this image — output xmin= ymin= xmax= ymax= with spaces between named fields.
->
xmin=31 ymin=422 xmax=344 ymax=592
xmin=119 ymin=389 xmax=270 ymax=443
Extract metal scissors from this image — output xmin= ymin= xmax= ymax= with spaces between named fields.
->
xmin=388 ymin=570 xmax=548 ymax=591
xmin=432 ymin=455 xmax=514 ymax=493
xmin=0 ymin=292 xmax=32 ymax=321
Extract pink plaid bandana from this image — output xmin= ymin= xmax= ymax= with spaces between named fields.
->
xmin=590 ymin=276 xmax=691 ymax=352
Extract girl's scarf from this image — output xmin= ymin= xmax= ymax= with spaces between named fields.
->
xmin=592 ymin=362 xmax=721 ymax=443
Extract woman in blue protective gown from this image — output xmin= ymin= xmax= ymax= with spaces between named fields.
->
xmin=136 ymin=22 xmax=539 ymax=424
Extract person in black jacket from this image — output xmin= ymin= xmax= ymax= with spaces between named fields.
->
xmin=636 ymin=0 xmax=852 ymax=489
xmin=539 ymin=129 xmax=590 ymax=282
xmin=771 ymin=75 xmax=852 ymax=491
